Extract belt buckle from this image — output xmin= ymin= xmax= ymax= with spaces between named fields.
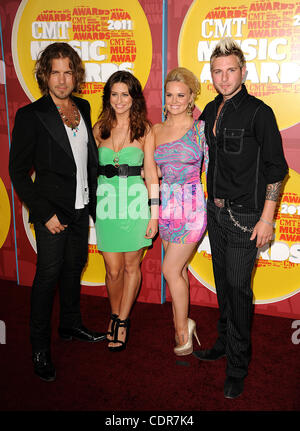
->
xmin=118 ymin=164 xmax=129 ymax=178
xmin=214 ymin=198 xmax=225 ymax=208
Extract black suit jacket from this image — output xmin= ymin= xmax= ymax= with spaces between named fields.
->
xmin=9 ymin=94 xmax=98 ymax=224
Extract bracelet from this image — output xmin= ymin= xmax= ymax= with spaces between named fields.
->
xmin=260 ymin=217 xmax=273 ymax=227
xmin=148 ymin=198 xmax=160 ymax=206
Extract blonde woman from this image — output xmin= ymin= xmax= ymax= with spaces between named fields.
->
xmin=153 ymin=68 xmax=208 ymax=355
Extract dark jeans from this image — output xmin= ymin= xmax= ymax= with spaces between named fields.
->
xmin=30 ymin=206 xmax=89 ymax=353
xmin=207 ymin=200 xmax=260 ymax=378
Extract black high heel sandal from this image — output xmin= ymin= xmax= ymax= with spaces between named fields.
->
xmin=108 ymin=318 xmax=130 ymax=352
xmin=106 ymin=313 xmax=119 ymax=341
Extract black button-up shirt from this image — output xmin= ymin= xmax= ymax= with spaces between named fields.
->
xmin=199 ymin=84 xmax=288 ymax=210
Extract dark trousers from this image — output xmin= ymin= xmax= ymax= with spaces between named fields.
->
xmin=207 ymin=200 xmax=260 ymax=378
xmin=30 ymin=206 xmax=89 ymax=353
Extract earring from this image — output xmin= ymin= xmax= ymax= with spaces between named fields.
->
xmin=163 ymin=104 xmax=168 ymax=119
xmin=187 ymin=102 xmax=193 ymax=115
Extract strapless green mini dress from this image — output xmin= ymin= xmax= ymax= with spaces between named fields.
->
xmin=95 ymin=146 xmax=151 ymax=252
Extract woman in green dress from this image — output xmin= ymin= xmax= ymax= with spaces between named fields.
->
xmin=93 ymin=71 xmax=159 ymax=351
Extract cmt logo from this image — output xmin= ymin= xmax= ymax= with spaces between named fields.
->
xmin=291 ymin=320 xmax=300 ymax=345
xmin=0 ymin=320 xmax=6 ymax=344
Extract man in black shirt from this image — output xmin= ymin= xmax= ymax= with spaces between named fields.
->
xmin=194 ymin=38 xmax=288 ymax=398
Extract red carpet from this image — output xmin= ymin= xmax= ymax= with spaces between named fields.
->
xmin=0 ymin=280 xmax=299 ymax=415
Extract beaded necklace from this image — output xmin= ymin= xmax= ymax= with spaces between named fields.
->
xmin=56 ymin=102 xmax=80 ymax=136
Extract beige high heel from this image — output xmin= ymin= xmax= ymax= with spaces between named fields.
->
xmin=174 ymin=318 xmax=201 ymax=356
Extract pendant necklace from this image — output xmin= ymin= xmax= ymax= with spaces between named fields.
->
xmin=56 ymin=102 xmax=80 ymax=137
xmin=112 ymin=127 xmax=129 ymax=167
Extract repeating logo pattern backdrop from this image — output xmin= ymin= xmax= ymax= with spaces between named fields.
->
xmin=168 ymin=0 xmax=300 ymax=316
xmin=0 ymin=16 xmax=10 ymax=250
xmin=190 ymin=170 xmax=300 ymax=304
xmin=0 ymin=0 xmax=162 ymax=304
xmin=0 ymin=5 xmax=19 ymax=284
xmin=179 ymin=0 xmax=300 ymax=131
xmin=178 ymin=0 xmax=300 ymax=306
xmin=12 ymin=0 xmax=153 ymax=125
xmin=0 ymin=0 xmax=299 ymax=316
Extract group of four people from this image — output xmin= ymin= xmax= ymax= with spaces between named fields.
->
xmin=9 ymin=38 xmax=288 ymax=399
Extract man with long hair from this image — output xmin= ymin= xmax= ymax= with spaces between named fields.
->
xmin=194 ymin=38 xmax=288 ymax=398
xmin=9 ymin=42 xmax=106 ymax=382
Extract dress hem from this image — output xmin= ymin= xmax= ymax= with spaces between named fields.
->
xmin=98 ymin=243 xmax=151 ymax=252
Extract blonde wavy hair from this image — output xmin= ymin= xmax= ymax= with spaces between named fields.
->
xmin=164 ymin=67 xmax=200 ymax=109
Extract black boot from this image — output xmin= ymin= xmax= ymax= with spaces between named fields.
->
xmin=193 ymin=346 xmax=226 ymax=361
xmin=224 ymin=376 xmax=244 ymax=399
xmin=32 ymin=350 xmax=56 ymax=382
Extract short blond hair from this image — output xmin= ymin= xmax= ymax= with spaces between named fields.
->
xmin=164 ymin=67 xmax=200 ymax=106
xmin=210 ymin=37 xmax=246 ymax=70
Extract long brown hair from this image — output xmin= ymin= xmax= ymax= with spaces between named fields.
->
xmin=35 ymin=42 xmax=85 ymax=95
xmin=98 ymin=71 xmax=151 ymax=142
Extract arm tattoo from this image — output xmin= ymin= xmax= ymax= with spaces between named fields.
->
xmin=265 ymin=181 xmax=282 ymax=201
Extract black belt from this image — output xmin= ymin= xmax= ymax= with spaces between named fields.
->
xmin=213 ymin=198 xmax=244 ymax=208
xmin=98 ymin=164 xmax=142 ymax=178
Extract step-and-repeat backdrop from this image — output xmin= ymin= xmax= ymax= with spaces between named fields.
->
xmin=0 ymin=0 xmax=299 ymax=318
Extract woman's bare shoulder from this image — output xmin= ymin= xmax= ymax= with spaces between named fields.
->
xmin=152 ymin=122 xmax=164 ymax=135
xmin=92 ymin=121 xmax=102 ymax=147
